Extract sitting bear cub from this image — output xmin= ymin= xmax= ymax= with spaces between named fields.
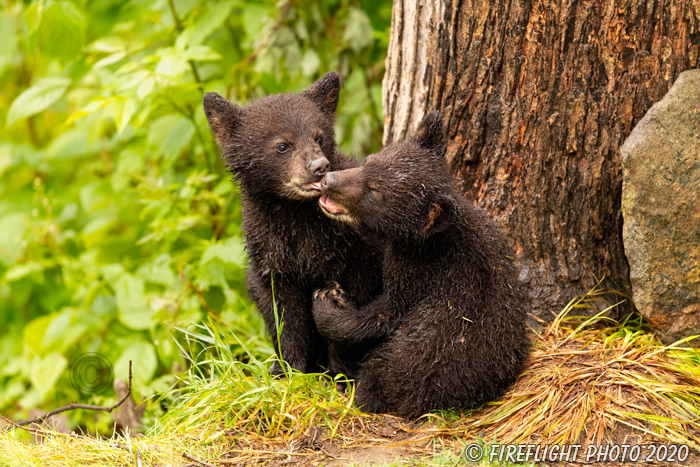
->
xmin=203 ymin=73 xmax=382 ymax=375
xmin=312 ymin=112 xmax=530 ymax=418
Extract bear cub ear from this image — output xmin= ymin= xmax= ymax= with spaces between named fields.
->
xmin=301 ymin=72 xmax=341 ymax=116
xmin=415 ymin=111 xmax=445 ymax=156
xmin=424 ymin=195 xmax=457 ymax=236
xmin=202 ymin=92 xmax=244 ymax=147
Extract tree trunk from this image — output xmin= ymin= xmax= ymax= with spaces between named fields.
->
xmin=383 ymin=0 xmax=700 ymax=318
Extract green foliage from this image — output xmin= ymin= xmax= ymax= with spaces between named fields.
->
xmin=0 ymin=0 xmax=391 ymax=431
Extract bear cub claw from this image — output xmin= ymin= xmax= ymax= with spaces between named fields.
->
xmin=313 ymin=281 xmax=349 ymax=306
xmin=312 ymin=282 xmax=354 ymax=341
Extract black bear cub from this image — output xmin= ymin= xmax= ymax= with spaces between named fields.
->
xmin=203 ymin=73 xmax=382 ymax=375
xmin=313 ymin=112 xmax=530 ymax=418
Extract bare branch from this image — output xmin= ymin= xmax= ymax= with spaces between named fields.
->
xmin=5 ymin=361 xmax=133 ymax=429
xmin=182 ymin=452 xmax=217 ymax=467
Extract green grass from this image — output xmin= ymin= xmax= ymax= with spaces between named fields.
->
xmin=155 ymin=322 xmax=362 ymax=441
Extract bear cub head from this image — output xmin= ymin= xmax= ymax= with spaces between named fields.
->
xmin=319 ymin=111 xmax=457 ymax=238
xmin=203 ymin=72 xmax=341 ymax=200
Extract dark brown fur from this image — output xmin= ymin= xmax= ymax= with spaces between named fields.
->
xmin=312 ymin=112 xmax=530 ymax=417
xmin=203 ymin=73 xmax=382 ymax=375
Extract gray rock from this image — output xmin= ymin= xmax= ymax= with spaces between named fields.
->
xmin=621 ymin=70 xmax=700 ymax=345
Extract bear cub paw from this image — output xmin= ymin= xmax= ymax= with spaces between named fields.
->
xmin=312 ymin=282 xmax=354 ymax=341
xmin=313 ymin=281 xmax=351 ymax=307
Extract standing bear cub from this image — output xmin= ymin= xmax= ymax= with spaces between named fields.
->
xmin=203 ymin=73 xmax=382 ymax=375
xmin=312 ymin=112 xmax=530 ymax=418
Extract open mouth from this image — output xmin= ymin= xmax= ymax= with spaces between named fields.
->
xmin=301 ymin=181 xmax=323 ymax=192
xmin=288 ymin=181 xmax=323 ymax=199
xmin=319 ymin=194 xmax=346 ymax=215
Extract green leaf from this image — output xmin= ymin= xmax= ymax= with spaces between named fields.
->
xmin=42 ymin=310 xmax=71 ymax=350
xmin=0 ymin=144 xmax=12 ymax=179
xmin=82 ymin=217 xmax=115 ymax=248
xmin=148 ymin=114 xmax=195 ymax=164
xmin=137 ymin=76 xmax=155 ymax=100
xmin=23 ymin=315 xmax=53 ymax=354
xmin=79 ymin=181 xmax=107 ymax=213
xmin=37 ymin=1 xmax=87 ymax=63
xmin=137 ymin=254 xmax=178 ymax=287
xmin=301 ymin=50 xmax=321 ymax=78
xmin=117 ymin=98 xmax=137 ymax=134
xmin=86 ymin=36 xmax=126 ymax=53
xmin=342 ymin=7 xmax=374 ymax=52
xmin=93 ymin=51 xmax=126 ymax=69
xmin=6 ymin=77 xmax=71 ymax=126
xmin=350 ymin=113 xmax=372 ymax=156
xmin=3 ymin=262 xmax=44 ymax=282
xmin=201 ymin=236 xmax=246 ymax=268
xmin=24 ymin=3 xmax=42 ymax=34
xmin=294 ymin=18 xmax=309 ymax=42
xmin=243 ymin=4 xmax=273 ymax=40
xmin=46 ymin=129 xmax=90 ymax=160
xmin=117 ymin=70 xmax=150 ymax=92
xmin=114 ymin=274 xmax=153 ymax=330
xmin=0 ymin=12 xmax=17 ymax=75
xmin=155 ymin=49 xmax=188 ymax=81
xmin=91 ymin=294 xmax=117 ymax=318
xmin=187 ymin=1 xmax=235 ymax=46
xmin=99 ymin=264 xmax=125 ymax=283
xmin=30 ymin=352 xmax=68 ymax=400
xmin=60 ymin=321 xmax=89 ymax=352
xmin=0 ymin=213 xmax=27 ymax=268
xmin=17 ymin=389 xmax=43 ymax=412
xmin=0 ymin=380 xmax=26 ymax=406
xmin=181 ymin=45 xmax=222 ymax=62
xmin=115 ymin=340 xmax=157 ymax=386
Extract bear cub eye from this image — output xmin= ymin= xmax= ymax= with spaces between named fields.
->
xmin=276 ymin=143 xmax=290 ymax=154
xmin=315 ymin=135 xmax=324 ymax=146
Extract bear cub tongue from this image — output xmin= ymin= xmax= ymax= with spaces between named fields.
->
xmin=319 ymin=195 xmax=343 ymax=214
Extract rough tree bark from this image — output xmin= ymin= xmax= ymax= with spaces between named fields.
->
xmin=383 ymin=0 xmax=700 ymax=318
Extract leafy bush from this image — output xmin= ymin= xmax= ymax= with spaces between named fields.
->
xmin=0 ymin=0 xmax=391 ymax=431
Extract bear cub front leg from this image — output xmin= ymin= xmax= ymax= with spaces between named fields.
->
xmin=312 ymin=282 xmax=355 ymax=342
xmin=313 ymin=285 xmax=398 ymax=346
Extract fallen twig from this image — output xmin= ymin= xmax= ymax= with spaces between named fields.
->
xmin=7 ymin=361 xmax=133 ymax=429
xmin=183 ymin=452 xmax=217 ymax=467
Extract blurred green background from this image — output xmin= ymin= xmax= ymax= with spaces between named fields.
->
xmin=0 ymin=0 xmax=391 ymax=432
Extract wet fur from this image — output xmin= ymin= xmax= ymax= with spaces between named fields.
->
xmin=313 ymin=112 xmax=530 ymax=417
xmin=203 ymin=73 xmax=382 ymax=375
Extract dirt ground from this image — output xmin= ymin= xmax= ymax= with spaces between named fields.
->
xmin=218 ymin=416 xmax=700 ymax=466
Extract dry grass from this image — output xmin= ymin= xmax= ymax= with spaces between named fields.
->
xmin=1 ymin=288 xmax=699 ymax=466
xmin=443 ymin=289 xmax=700 ymax=448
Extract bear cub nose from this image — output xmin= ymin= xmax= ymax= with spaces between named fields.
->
xmin=321 ymin=172 xmax=337 ymax=191
xmin=308 ymin=157 xmax=330 ymax=177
